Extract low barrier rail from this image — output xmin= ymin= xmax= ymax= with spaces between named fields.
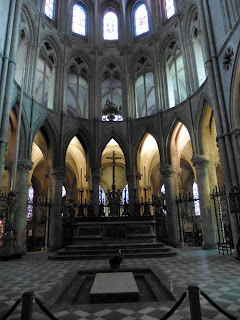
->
xmin=0 ymin=286 xmax=238 ymax=320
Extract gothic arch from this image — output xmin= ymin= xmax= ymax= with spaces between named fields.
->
xmin=32 ymin=115 xmax=59 ymax=168
xmin=133 ymin=127 xmax=161 ymax=170
xmin=97 ymin=130 xmax=129 ymax=170
xmin=21 ymin=4 xmax=36 ymax=42
xmin=157 ymin=31 xmax=181 ymax=61
xmin=194 ymin=93 xmax=214 ymax=154
xmin=98 ymin=56 xmax=124 ymax=76
xmin=164 ymin=113 xmax=194 ymax=165
xmin=39 ymin=33 xmax=63 ymax=65
xmin=62 ymin=123 xmax=94 ymax=168
xmin=184 ymin=3 xmax=199 ymax=41
xmin=67 ymin=49 xmax=93 ymax=73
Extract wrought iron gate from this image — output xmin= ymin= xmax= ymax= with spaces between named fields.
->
xmin=26 ymin=197 xmax=51 ymax=252
xmin=0 ymin=193 xmax=8 ymax=247
xmin=211 ymin=186 xmax=233 ymax=253
xmin=176 ymin=193 xmax=202 ymax=246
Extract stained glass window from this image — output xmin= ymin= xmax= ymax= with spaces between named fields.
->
xmin=135 ymin=3 xmax=149 ymax=36
xmin=72 ymin=4 xmax=86 ymax=36
xmin=122 ymin=185 xmax=129 ymax=204
xmin=62 ymin=186 xmax=66 ymax=197
xmin=103 ymin=10 xmax=118 ymax=40
xmin=45 ymin=0 xmax=54 ymax=19
xmin=166 ymin=0 xmax=175 ymax=19
xmin=27 ymin=186 xmax=34 ymax=220
xmin=193 ymin=182 xmax=200 ymax=216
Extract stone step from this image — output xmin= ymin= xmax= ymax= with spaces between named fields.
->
xmin=64 ymin=242 xmax=165 ymax=251
xmin=48 ymin=251 xmax=178 ymax=260
xmin=56 ymin=247 xmax=172 ymax=255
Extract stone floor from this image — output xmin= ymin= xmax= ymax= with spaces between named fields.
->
xmin=0 ymin=247 xmax=240 ymax=320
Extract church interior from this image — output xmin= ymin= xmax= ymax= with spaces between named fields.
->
xmin=0 ymin=0 xmax=240 ymax=319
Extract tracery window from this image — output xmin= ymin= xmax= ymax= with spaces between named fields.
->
xmin=45 ymin=0 xmax=54 ymax=19
xmin=67 ymin=73 xmax=88 ymax=118
xmin=166 ymin=0 xmax=175 ymax=19
xmin=166 ymin=49 xmax=187 ymax=108
xmin=192 ymin=30 xmax=206 ymax=87
xmin=101 ymin=70 xmax=123 ymax=121
xmin=103 ymin=9 xmax=118 ymax=40
xmin=135 ymin=72 xmax=156 ymax=118
xmin=134 ymin=3 xmax=149 ymax=36
xmin=72 ymin=3 xmax=87 ymax=36
xmin=35 ymin=57 xmax=55 ymax=109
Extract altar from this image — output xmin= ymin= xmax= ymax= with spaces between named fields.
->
xmin=72 ymin=220 xmax=157 ymax=242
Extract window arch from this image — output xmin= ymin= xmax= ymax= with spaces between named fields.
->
xmin=45 ymin=0 xmax=55 ymax=19
xmin=134 ymin=2 xmax=149 ymax=36
xmin=101 ymin=68 xmax=123 ymax=121
xmin=192 ymin=29 xmax=206 ymax=87
xmin=166 ymin=49 xmax=187 ymax=108
xmin=72 ymin=3 xmax=87 ymax=36
xmin=103 ymin=9 xmax=118 ymax=40
xmin=135 ymin=72 xmax=156 ymax=118
xmin=67 ymin=72 xmax=88 ymax=118
xmin=35 ymin=56 xmax=55 ymax=109
xmin=166 ymin=0 xmax=175 ymax=19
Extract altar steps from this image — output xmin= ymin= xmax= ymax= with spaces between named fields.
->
xmin=48 ymin=242 xmax=178 ymax=260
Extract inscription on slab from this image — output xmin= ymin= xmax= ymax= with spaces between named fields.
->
xmin=90 ymin=272 xmax=139 ymax=303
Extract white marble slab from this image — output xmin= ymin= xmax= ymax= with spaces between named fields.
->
xmin=90 ymin=272 xmax=139 ymax=303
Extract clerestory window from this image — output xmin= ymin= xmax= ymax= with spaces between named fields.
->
xmin=45 ymin=0 xmax=55 ymax=19
xmin=134 ymin=2 xmax=149 ymax=36
xmin=103 ymin=9 xmax=118 ymax=40
xmin=166 ymin=0 xmax=175 ymax=19
xmin=72 ymin=3 xmax=87 ymax=36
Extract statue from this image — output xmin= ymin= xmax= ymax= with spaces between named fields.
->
xmin=102 ymin=99 xmax=121 ymax=121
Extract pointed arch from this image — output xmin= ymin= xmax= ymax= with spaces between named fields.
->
xmin=164 ymin=113 xmax=194 ymax=165
xmin=133 ymin=127 xmax=161 ymax=169
xmin=62 ymin=123 xmax=94 ymax=169
xmin=97 ymin=130 xmax=129 ymax=170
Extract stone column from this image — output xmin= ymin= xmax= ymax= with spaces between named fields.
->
xmin=160 ymin=166 xmax=180 ymax=247
xmin=91 ymin=168 xmax=100 ymax=217
xmin=208 ymin=158 xmax=219 ymax=192
xmin=14 ymin=159 xmax=33 ymax=252
xmin=0 ymin=0 xmax=23 ymax=186
xmin=192 ymin=155 xmax=217 ymax=249
xmin=48 ymin=168 xmax=65 ymax=251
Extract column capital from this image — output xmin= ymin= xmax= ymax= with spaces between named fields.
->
xmin=17 ymin=159 xmax=33 ymax=172
xmin=192 ymin=155 xmax=209 ymax=169
xmin=50 ymin=168 xmax=65 ymax=179
xmin=160 ymin=165 xmax=177 ymax=177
